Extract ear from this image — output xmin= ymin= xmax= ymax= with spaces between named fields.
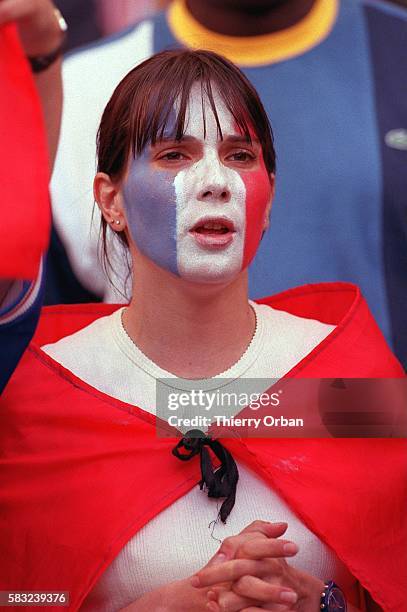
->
xmin=262 ymin=173 xmax=275 ymax=232
xmin=94 ymin=172 xmax=126 ymax=231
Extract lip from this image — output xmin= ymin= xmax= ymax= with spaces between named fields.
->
xmin=189 ymin=216 xmax=236 ymax=249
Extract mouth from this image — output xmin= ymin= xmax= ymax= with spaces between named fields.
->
xmin=189 ymin=217 xmax=236 ymax=249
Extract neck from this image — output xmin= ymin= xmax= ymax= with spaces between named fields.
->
xmin=185 ymin=0 xmax=317 ymax=37
xmin=123 ymin=255 xmax=255 ymax=378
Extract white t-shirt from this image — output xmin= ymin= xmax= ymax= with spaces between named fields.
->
xmin=42 ymin=303 xmax=358 ymax=611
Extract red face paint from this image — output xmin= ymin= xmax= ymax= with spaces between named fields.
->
xmin=240 ymin=155 xmax=272 ymax=269
xmin=230 ymin=119 xmax=273 ymax=270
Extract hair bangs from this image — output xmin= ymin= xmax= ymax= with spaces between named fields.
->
xmin=96 ymin=49 xmax=276 ymax=291
xmin=125 ymin=52 xmax=269 ymax=162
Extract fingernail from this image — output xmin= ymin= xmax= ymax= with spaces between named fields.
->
xmin=190 ymin=575 xmax=200 ymax=587
xmin=283 ymin=542 xmax=299 ymax=555
xmin=280 ymin=590 xmax=298 ymax=604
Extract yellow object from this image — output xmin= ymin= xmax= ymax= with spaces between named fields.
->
xmin=168 ymin=0 xmax=338 ymax=67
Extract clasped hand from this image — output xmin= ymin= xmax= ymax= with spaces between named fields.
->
xmin=121 ymin=520 xmax=326 ymax=611
xmin=191 ymin=520 xmax=325 ymax=611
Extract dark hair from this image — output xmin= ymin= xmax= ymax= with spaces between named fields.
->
xmin=96 ymin=49 xmax=276 ymax=291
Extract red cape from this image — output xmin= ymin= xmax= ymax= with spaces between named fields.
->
xmin=1 ymin=283 xmax=406 ymax=611
xmin=0 ymin=26 xmax=49 ymax=280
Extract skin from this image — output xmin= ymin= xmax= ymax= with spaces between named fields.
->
xmin=186 ymin=0 xmax=317 ymax=37
xmin=121 ymin=85 xmax=272 ymax=284
xmin=120 ymin=521 xmax=300 ymax=611
xmin=95 ymin=86 xmax=274 ymax=378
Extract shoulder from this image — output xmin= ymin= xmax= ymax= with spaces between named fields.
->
xmin=253 ymin=301 xmax=335 ymax=370
xmin=259 ymin=300 xmax=334 ymax=338
xmin=57 ymin=17 xmax=155 ymax=149
xmin=0 ymin=308 xmax=124 ymax=410
xmin=62 ymin=18 xmax=154 ymax=89
xmin=255 ymin=282 xmax=404 ymax=376
xmin=51 ymin=17 xmax=156 ymax=222
xmin=41 ymin=308 xmax=123 ymax=378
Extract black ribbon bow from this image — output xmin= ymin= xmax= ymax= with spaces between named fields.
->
xmin=172 ymin=429 xmax=239 ymax=523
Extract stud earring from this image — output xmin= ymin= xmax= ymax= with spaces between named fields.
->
xmin=115 ymin=220 xmax=121 ymax=225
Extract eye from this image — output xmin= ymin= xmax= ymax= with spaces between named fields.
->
xmin=158 ymin=150 xmax=187 ymax=161
xmin=226 ymin=150 xmax=256 ymax=163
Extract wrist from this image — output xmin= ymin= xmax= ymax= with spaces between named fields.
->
xmin=26 ymin=8 xmax=67 ymax=73
xmin=320 ymin=580 xmax=347 ymax=611
xmin=309 ymin=578 xmax=326 ymax=610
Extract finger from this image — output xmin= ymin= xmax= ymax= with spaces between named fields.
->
xmin=238 ymin=538 xmax=298 ymax=560
xmin=206 ymin=522 xmax=288 ymax=568
xmin=192 ymin=557 xmax=282 ymax=587
xmin=240 ymin=521 xmax=288 ymax=538
xmin=215 ymin=589 xmax=261 ymax=612
xmin=233 ymin=575 xmax=298 ymax=605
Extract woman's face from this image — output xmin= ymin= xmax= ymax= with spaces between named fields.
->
xmin=122 ymin=84 xmax=273 ymax=284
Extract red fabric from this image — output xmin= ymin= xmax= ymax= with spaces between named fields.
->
xmin=0 ymin=25 xmax=50 ymax=279
xmin=0 ymin=283 xmax=405 ymax=611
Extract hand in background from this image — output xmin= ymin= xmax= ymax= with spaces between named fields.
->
xmin=0 ymin=0 xmax=63 ymax=56
xmin=0 ymin=0 xmax=64 ymax=169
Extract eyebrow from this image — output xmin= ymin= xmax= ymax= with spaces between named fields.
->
xmin=222 ymin=135 xmax=260 ymax=145
xmin=154 ymin=135 xmax=197 ymax=144
xmin=153 ymin=134 xmax=260 ymax=145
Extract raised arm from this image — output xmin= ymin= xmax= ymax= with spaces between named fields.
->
xmin=0 ymin=0 xmax=64 ymax=170
xmin=0 ymin=1 xmax=64 ymax=390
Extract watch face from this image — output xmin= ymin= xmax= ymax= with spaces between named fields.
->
xmin=327 ymin=586 xmax=347 ymax=611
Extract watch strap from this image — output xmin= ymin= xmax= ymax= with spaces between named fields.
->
xmin=320 ymin=580 xmax=347 ymax=611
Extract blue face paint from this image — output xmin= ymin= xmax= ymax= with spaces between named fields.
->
xmin=122 ymin=148 xmax=179 ymax=276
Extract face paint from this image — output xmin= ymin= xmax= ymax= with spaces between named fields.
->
xmin=240 ymin=155 xmax=273 ymax=269
xmin=122 ymin=149 xmax=178 ymax=276
xmin=122 ymin=83 xmax=272 ymax=283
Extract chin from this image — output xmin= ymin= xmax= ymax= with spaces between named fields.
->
xmin=177 ymin=240 xmax=244 ymax=285
xmin=178 ymin=261 xmax=242 ymax=285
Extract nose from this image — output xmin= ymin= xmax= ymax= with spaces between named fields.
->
xmin=197 ymin=183 xmax=231 ymax=203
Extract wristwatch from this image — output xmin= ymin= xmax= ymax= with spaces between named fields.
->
xmin=28 ymin=8 xmax=68 ymax=73
xmin=320 ymin=581 xmax=347 ymax=611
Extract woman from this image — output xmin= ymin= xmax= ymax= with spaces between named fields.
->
xmin=1 ymin=23 xmax=405 ymax=612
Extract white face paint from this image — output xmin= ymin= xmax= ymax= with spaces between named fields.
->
xmin=173 ymin=86 xmax=246 ymax=283
xmin=122 ymin=82 xmax=271 ymax=284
